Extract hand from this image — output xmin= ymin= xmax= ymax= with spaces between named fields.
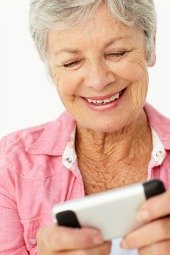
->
xmin=120 ymin=190 xmax=170 ymax=255
xmin=37 ymin=224 xmax=112 ymax=255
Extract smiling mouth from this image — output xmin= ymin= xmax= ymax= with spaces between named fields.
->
xmin=83 ymin=88 xmax=126 ymax=105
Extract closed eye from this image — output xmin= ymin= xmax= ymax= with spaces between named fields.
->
xmin=108 ymin=52 xmax=126 ymax=57
xmin=63 ymin=60 xmax=81 ymax=68
xmin=106 ymin=51 xmax=131 ymax=62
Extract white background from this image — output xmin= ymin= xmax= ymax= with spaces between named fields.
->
xmin=0 ymin=0 xmax=170 ymax=138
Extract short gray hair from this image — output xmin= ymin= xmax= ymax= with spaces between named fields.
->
xmin=29 ymin=0 xmax=157 ymax=65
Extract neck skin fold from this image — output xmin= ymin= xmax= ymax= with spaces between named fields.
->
xmin=75 ymin=109 xmax=152 ymax=163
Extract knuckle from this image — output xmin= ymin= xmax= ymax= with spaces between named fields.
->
xmin=139 ymin=244 xmax=159 ymax=255
xmin=157 ymin=219 xmax=170 ymax=238
xmin=140 ymin=241 xmax=170 ymax=255
xmin=49 ymin=230 xmax=65 ymax=250
xmin=150 ymin=243 xmax=167 ymax=255
xmin=158 ymin=219 xmax=165 ymax=233
xmin=73 ymin=230 xmax=96 ymax=248
xmin=99 ymin=242 xmax=112 ymax=255
xmin=76 ymin=250 xmax=88 ymax=255
xmin=165 ymin=191 xmax=170 ymax=208
xmin=74 ymin=232 xmax=86 ymax=243
xmin=166 ymin=191 xmax=170 ymax=201
xmin=167 ymin=196 xmax=170 ymax=212
xmin=38 ymin=224 xmax=60 ymax=250
xmin=77 ymin=242 xmax=111 ymax=255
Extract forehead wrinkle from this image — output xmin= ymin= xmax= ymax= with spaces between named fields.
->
xmin=54 ymin=48 xmax=81 ymax=56
xmin=53 ymin=36 xmax=131 ymax=59
xmin=47 ymin=3 xmax=144 ymax=59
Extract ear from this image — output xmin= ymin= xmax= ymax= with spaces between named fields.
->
xmin=148 ymin=33 xmax=156 ymax=67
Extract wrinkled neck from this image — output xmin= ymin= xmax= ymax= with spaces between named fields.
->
xmin=75 ymin=110 xmax=152 ymax=162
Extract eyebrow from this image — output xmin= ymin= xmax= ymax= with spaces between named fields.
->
xmin=54 ymin=36 xmax=129 ymax=56
xmin=54 ymin=48 xmax=81 ymax=56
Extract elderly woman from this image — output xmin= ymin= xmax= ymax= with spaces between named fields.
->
xmin=0 ymin=0 xmax=170 ymax=254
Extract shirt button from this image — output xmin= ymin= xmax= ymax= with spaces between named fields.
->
xmin=29 ymin=238 xmax=37 ymax=245
xmin=156 ymin=150 xmax=163 ymax=158
xmin=66 ymin=157 xmax=72 ymax=164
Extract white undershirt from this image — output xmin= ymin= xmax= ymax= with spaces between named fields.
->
xmin=111 ymin=238 xmax=138 ymax=255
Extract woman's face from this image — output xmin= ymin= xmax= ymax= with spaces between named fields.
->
xmin=47 ymin=4 xmax=155 ymax=133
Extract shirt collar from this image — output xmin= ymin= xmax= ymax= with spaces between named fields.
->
xmin=26 ymin=111 xmax=76 ymax=156
xmin=151 ymin=128 xmax=166 ymax=166
xmin=26 ymin=103 xmax=170 ymax=161
xmin=144 ymin=103 xmax=170 ymax=150
xmin=61 ymin=126 xmax=167 ymax=169
xmin=60 ymin=103 xmax=170 ymax=169
xmin=62 ymin=126 xmax=77 ymax=169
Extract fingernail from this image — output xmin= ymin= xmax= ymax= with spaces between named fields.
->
xmin=137 ymin=210 xmax=150 ymax=222
xmin=93 ymin=234 xmax=103 ymax=245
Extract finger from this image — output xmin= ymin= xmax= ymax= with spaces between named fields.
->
xmin=137 ymin=191 xmax=170 ymax=222
xmin=37 ymin=224 xmax=103 ymax=251
xmin=139 ymin=240 xmax=170 ymax=255
xmin=64 ymin=241 xmax=112 ymax=255
xmin=121 ymin=217 xmax=170 ymax=249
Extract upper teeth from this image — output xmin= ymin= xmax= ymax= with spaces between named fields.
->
xmin=86 ymin=93 xmax=120 ymax=104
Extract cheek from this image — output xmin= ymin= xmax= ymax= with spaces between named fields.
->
xmin=114 ymin=59 xmax=148 ymax=109
xmin=128 ymin=60 xmax=149 ymax=97
xmin=128 ymin=62 xmax=149 ymax=111
xmin=112 ymin=59 xmax=148 ymax=83
xmin=54 ymin=70 xmax=82 ymax=97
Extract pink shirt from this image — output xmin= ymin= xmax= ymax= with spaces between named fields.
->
xmin=0 ymin=103 xmax=170 ymax=255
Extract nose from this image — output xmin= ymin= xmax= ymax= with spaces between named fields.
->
xmin=84 ymin=60 xmax=115 ymax=91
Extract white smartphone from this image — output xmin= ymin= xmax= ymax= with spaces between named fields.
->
xmin=52 ymin=179 xmax=166 ymax=240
